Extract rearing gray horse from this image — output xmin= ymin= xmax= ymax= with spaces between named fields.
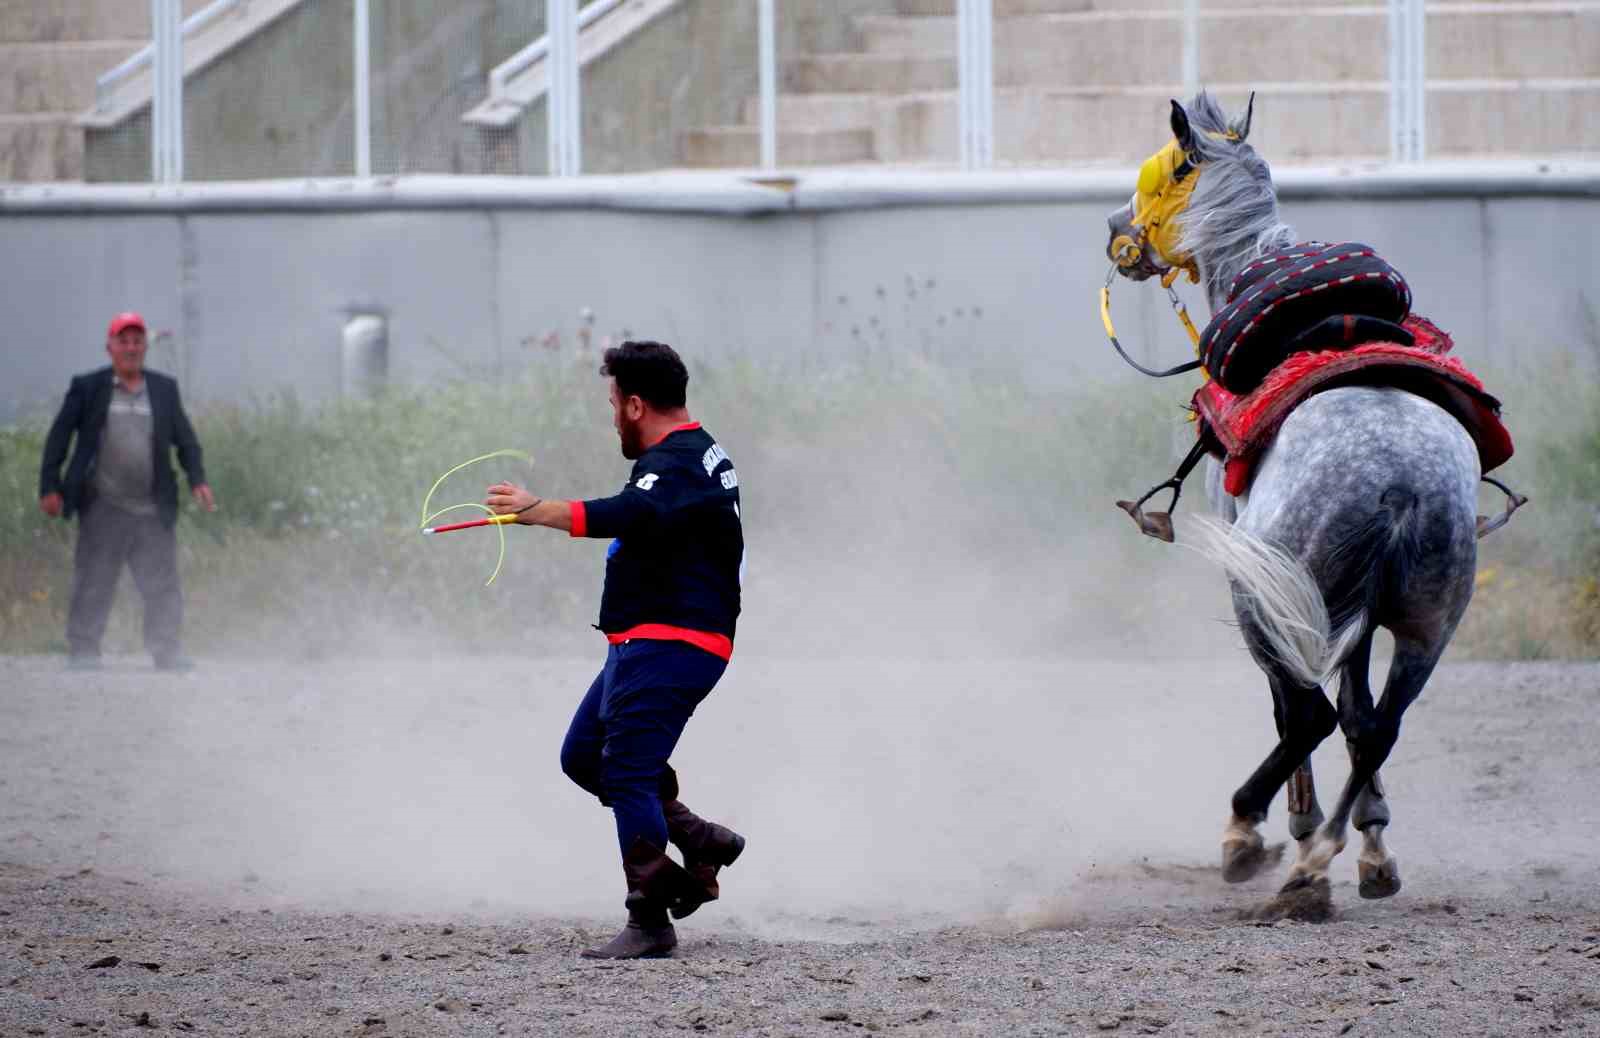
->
xmin=1104 ymin=93 xmax=1514 ymax=911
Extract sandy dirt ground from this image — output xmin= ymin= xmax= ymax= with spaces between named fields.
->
xmin=1 ymin=652 xmax=1597 ymax=1037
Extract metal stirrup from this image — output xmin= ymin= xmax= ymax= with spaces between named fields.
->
xmin=1476 ymin=474 xmax=1528 ymax=539
xmin=1115 ymin=438 xmax=1211 ymax=542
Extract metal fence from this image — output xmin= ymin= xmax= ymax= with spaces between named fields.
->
xmin=74 ymin=0 xmax=1447 ymax=184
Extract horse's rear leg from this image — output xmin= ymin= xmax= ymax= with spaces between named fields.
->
xmin=1287 ymin=763 xmax=1328 ymax=873
xmin=1354 ymin=774 xmax=1401 ymax=898
xmin=1288 ymin=635 xmax=1440 ymax=894
xmin=1223 ymin=651 xmax=1338 ymax=883
xmin=1331 ymin=631 xmax=1403 ymax=897
xmin=1285 ymin=708 xmax=1328 ymax=874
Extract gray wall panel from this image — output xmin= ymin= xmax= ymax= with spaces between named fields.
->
xmin=1482 ymin=199 xmax=1600 ymax=372
xmin=5 ymin=215 xmax=184 ymax=420
xmin=178 ymin=211 xmax=499 ymax=404
xmin=2 ymin=171 xmax=1594 ymax=424
xmin=493 ymin=209 xmax=816 ymax=367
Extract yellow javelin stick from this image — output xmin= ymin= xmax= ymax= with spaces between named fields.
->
xmin=418 ymin=449 xmax=533 ymax=586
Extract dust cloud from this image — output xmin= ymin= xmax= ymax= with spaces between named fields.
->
xmin=52 ymin=376 xmax=1284 ymax=938
xmin=32 ymin=361 xmax=1584 ymax=938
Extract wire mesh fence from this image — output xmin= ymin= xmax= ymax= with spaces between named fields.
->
xmin=369 ymin=2 xmax=544 ymax=176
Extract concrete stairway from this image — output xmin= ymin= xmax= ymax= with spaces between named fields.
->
xmin=0 ymin=0 xmax=203 ymax=181
xmin=679 ymin=0 xmax=1600 ymax=168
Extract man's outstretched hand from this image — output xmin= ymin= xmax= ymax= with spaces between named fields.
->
xmin=487 ymin=482 xmax=541 ymax=524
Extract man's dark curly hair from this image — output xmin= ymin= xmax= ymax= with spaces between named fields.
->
xmin=600 ymin=340 xmax=688 ymax=409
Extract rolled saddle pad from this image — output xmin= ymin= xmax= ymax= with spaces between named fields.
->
xmin=1200 ymin=242 xmax=1413 ymax=393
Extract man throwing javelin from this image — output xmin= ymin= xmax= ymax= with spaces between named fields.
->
xmin=486 ymin=340 xmax=745 ymax=959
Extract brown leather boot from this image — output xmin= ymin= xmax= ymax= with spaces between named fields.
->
xmin=578 ymin=891 xmax=676 ymax=960
xmin=661 ymin=799 xmax=746 ymax=919
xmin=580 ymin=839 xmax=700 ymax=959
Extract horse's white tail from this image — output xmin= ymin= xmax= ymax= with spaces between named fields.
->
xmin=1184 ymin=517 xmax=1367 ymax=690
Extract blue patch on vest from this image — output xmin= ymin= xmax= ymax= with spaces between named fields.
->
xmin=606 ymin=538 xmax=622 ymax=559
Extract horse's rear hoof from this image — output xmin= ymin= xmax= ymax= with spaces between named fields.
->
xmin=1221 ymin=838 xmax=1285 ymax=883
xmin=1358 ymin=857 xmax=1402 ymax=899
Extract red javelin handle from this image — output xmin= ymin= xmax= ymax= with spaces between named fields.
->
xmin=423 ymin=515 xmax=515 ymax=535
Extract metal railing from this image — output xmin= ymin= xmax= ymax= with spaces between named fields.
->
xmin=484 ymin=0 xmax=778 ymax=176
xmin=81 ymin=0 xmax=1443 ymax=183
xmin=758 ymin=0 xmax=775 ymax=170
xmin=93 ymin=0 xmax=243 ymax=113
xmin=149 ymin=0 xmax=184 ymax=183
xmin=487 ymin=0 xmax=623 ymax=100
xmin=546 ymin=0 xmax=583 ymax=177
xmin=1388 ymin=0 xmax=1427 ymax=162
xmin=957 ymin=0 xmax=994 ymax=170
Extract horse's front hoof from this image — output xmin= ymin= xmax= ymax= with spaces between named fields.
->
xmin=1250 ymin=874 xmax=1334 ymax=923
xmin=1221 ymin=836 xmax=1284 ymax=884
xmin=1278 ymin=870 xmax=1319 ymax=894
xmin=1358 ymin=856 xmax=1402 ymax=899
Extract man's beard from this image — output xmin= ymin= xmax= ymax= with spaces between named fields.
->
xmin=618 ymin=419 xmax=645 ymax=460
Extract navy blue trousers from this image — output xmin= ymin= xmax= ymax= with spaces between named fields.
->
xmin=560 ymin=640 xmax=728 ymax=857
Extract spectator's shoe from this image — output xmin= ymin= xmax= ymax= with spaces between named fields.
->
xmin=153 ymin=654 xmax=195 ymax=673
xmin=66 ymin=654 xmax=102 ymax=672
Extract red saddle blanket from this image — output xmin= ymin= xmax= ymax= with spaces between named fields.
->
xmin=1192 ymin=315 xmax=1514 ymax=497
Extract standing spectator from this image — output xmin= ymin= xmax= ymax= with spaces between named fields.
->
xmin=38 ymin=312 xmax=215 ymax=671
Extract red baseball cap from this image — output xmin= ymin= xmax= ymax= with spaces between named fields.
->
xmin=107 ymin=311 xmax=146 ymax=337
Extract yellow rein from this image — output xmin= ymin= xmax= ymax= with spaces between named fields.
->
xmin=1098 ymin=263 xmax=1204 ymax=379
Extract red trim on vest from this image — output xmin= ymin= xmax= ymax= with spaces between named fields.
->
xmin=568 ymin=500 xmax=587 ymax=537
xmin=606 ymin=624 xmax=732 ymax=661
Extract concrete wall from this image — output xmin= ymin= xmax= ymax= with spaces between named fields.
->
xmin=2 ymin=163 xmax=1596 ymax=424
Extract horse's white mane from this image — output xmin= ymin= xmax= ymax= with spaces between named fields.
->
xmin=1175 ymin=92 xmax=1298 ymax=310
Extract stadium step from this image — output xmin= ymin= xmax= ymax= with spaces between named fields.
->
xmin=894 ymin=0 xmax=1092 ymax=14
xmin=0 ymin=0 xmax=205 ymax=44
xmin=0 ymin=0 xmax=208 ymax=180
xmin=854 ymin=5 xmax=1600 ymax=84
xmin=782 ymin=53 xmax=958 ymax=94
xmin=0 ymin=41 xmax=145 ymax=115
xmin=0 ymin=112 xmax=86 ymax=180
xmin=680 ymin=1 xmax=1600 ymax=168
xmin=862 ymin=80 xmax=1600 ymax=164
xmin=679 ymin=125 xmax=877 ymax=168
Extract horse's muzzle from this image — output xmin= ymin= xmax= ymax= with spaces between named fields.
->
xmin=1106 ymin=204 xmax=1163 ymax=282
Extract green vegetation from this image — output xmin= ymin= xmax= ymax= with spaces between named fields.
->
xmin=2 ymin=353 xmax=1594 ymax=659
xmin=1453 ymin=356 xmax=1600 ymax=659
